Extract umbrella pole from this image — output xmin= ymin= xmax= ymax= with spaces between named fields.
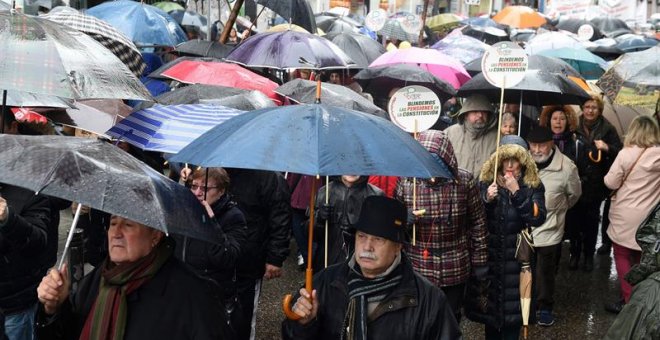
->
xmin=324 ymin=176 xmax=329 ymax=268
xmin=492 ymin=77 xmax=506 ymax=182
xmin=1 ymin=89 xmax=7 ymax=134
xmin=518 ymin=91 xmax=523 ymax=136
xmin=282 ymin=176 xmax=317 ymax=320
xmin=57 ymin=204 xmax=83 ymax=270
xmin=412 ymin=119 xmax=418 ymax=246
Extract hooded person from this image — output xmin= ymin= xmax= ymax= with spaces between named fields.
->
xmin=465 ymin=142 xmax=547 ymax=339
xmin=445 ymin=94 xmax=499 ymax=176
xmin=282 ymin=196 xmax=462 ymax=340
xmin=395 ymin=129 xmax=488 ymax=322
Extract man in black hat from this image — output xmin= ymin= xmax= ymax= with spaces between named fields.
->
xmin=527 ymin=127 xmax=581 ymax=327
xmin=282 ymin=196 xmax=461 ymax=340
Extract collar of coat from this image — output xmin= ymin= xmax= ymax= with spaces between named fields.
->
xmin=479 ymin=144 xmax=542 ymax=188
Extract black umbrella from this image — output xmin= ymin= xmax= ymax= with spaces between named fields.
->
xmin=587 ymin=44 xmax=624 ymax=60
xmin=0 ymin=134 xmax=222 ymax=243
xmin=257 ymin=0 xmax=317 ymax=34
xmin=274 ymin=79 xmax=387 ymax=119
xmin=200 ymin=91 xmax=277 ymax=111
xmin=353 ymin=64 xmax=457 ymax=102
xmin=555 ymin=18 xmax=603 ymax=41
xmin=615 ymin=35 xmax=659 ymax=52
xmin=315 ymin=13 xmax=361 ymax=32
xmin=590 ymin=17 xmax=632 ymax=37
xmin=461 ymin=54 xmax=582 ymax=78
xmin=175 ymin=40 xmax=235 ymax=59
xmin=462 ymin=25 xmax=510 ymax=45
xmin=324 ymin=32 xmax=386 ymax=68
xmin=457 ymin=69 xmax=591 ymax=106
xmin=464 ymin=58 xmax=482 ymax=77
xmin=157 ymin=84 xmax=249 ymax=105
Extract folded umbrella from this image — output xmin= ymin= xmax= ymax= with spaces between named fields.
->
xmin=106 ymin=103 xmax=246 ymax=154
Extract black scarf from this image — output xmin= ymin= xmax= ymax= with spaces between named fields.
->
xmin=552 ymin=131 xmax=572 ymax=153
xmin=342 ymin=256 xmax=403 ymax=340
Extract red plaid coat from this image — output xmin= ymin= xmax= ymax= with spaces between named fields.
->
xmin=396 ymin=130 xmax=488 ymax=287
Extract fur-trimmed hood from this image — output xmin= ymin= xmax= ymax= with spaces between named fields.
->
xmin=479 ymin=144 xmax=542 ymax=188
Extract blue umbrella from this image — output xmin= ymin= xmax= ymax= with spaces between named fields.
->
xmin=461 ymin=17 xmax=508 ymax=30
xmin=106 ymin=104 xmax=245 ymax=154
xmin=170 ymin=104 xmax=454 ymax=178
xmin=615 ymin=35 xmax=659 ymax=52
xmin=538 ymin=47 xmax=607 ymax=80
xmin=86 ymin=0 xmax=187 ymax=47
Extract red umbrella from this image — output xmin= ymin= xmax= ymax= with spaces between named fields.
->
xmin=161 ymin=60 xmax=281 ymax=104
xmin=11 ymin=108 xmax=48 ymax=124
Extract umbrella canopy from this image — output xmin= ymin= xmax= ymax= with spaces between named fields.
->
xmin=458 ymin=69 xmax=591 ymax=106
xmin=200 ymin=91 xmax=276 ymax=111
xmin=590 ymin=17 xmax=632 ymax=38
xmin=0 ymin=11 xmax=151 ymax=101
xmin=225 ymin=31 xmax=355 ymax=70
xmin=426 ymin=13 xmax=463 ymax=32
xmin=159 ymin=60 xmax=281 ymax=102
xmin=493 ymin=6 xmax=546 ymax=29
xmin=43 ymin=6 xmax=146 ymax=78
xmin=10 ymin=108 xmax=48 ymax=124
xmin=461 ymin=25 xmax=510 ymax=45
xmin=170 ymin=104 xmax=454 ymax=178
xmin=152 ymin=1 xmax=184 ymax=12
xmin=43 ymin=99 xmax=131 ymax=137
xmin=537 ymin=48 xmax=607 ymax=80
xmin=587 ymin=44 xmax=624 ymax=61
xmin=4 ymin=90 xmax=72 ymax=108
xmin=615 ymin=35 xmax=659 ymax=52
xmin=169 ymin=10 xmax=208 ymax=37
xmin=106 ymin=103 xmax=245 ymax=154
xmin=156 ymin=84 xmax=248 ymax=105
xmin=315 ymin=13 xmax=361 ymax=32
xmin=87 ymin=0 xmax=187 ymax=47
xmin=256 ymin=0 xmax=316 ymax=34
xmin=525 ymin=31 xmax=585 ymax=55
xmin=175 ymin=40 xmax=235 ymax=58
xmin=353 ymin=64 xmax=457 ymax=103
xmin=369 ymin=47 xmax=471 ymax=89
xmin=555 ymin=18 xmax=603 ymax=41
xmin=323 ymin=32 xmax=386 ymax=68
xmin=596 ymin=46 xmax=659 ymax=112
xmin=0 ymin=134 xmax=221 ymax=243
xmin=377 ymin=18 xmax=417 ymax=42
xmin=147 ymin=56 xmax=218 ymax=79
xmin=274 ymin=79 xmax=387 ymax=118
xmin=461 ymin=17 xmax=508 ymax=29
xmin=0 ymin=0 xmax=9 ymax=10
xmin=431 ymin=31 xmax=488 ymax=65
xmin=266 ymin=23 xmax=311 ymax=33
xmin=465 ymin=54 xmax=582 ymax=78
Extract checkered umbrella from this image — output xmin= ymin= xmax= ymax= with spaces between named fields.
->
xmin=378 ymin=18 xmax=417 ymax=42
xmin=43 ymin=7 xmax=146 ymax=77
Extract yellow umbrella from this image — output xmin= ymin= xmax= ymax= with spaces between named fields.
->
xmin=426 ymin=13 xmax=463 ymax=32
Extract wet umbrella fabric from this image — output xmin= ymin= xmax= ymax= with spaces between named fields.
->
xmin=590 ymin=17 xmax=631 ymax=38
xmin=43 ymin=6 xmax=146 ymax=78
xmin=0 ymin=11 xmax=151 ymax=101
xmin=200 ymin=91 xmax=276 ymax=111
xmin=493 ymin=6 xmax=546 ymax=29
xmin=152 ymin=1 xmax=184 ymax=12
xmin=156 ymin=84 xmax=248 ymax=105
xmin=86 ymin=0 xmax=187 ymax=47
xmin=315 ymin=14 xmax=361 ymax=33
xmin=175 ymin=40 xmax=234 ymax=58
xmin=461 ymin=25 xmax=509 ymax=45
xmin=615 ymin=35 xmax=659 ymax=52
xmin=377 ymin=18 xmax=417 ymax=42
xmin=555 ymin=18 xmax=603 ymax=41
xmin=353 ymin=64 xmax=457 ymax=102
xmin=426 ymin=13 xmax=463 ymax=32
xmin=464 ymin=54 xmax=583 ymax=78
xmin=169 ymin=10 xmax=208 ymax=37
xmin=431 ymin=31 xmax=488 ymax=65
xmin=525 ymin=31 xmax=584 ymax=55
xmin=4 ymin=90 xmax=72 ymax=108
xmin=256 ymin=0 xmax=316 ymax=34
xmin=44 ymin=99 xmax=131 ymax=137
xmin=537 ymin=48 xmax=607 ymax=80
xmin=148 ymin=56 xmax=220 ymax=79
xmin=225 ymin=31 xmax=355 ymax=70
xmin=458 ymin=69 xmax=591 ymax=107
xmin=323 ymin=32 xmax=386 ymax=68
xmin=274 ymin=79 xmax=387 ymax=118
xmin=171 ymin=104 xmax=454 ymax=179
xmin=461 ymin=17 xmax=508 ymax=30
xmin=0 ymin=134 xmax=222 ymax=243
xmin=106 ymin=103 xmax=245 ymax=154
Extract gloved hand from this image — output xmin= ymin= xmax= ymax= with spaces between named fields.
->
xmin=406 ymin=208 xmax=426 ymax=226
xmin=317 ymin=204 xmax=334 ymax=222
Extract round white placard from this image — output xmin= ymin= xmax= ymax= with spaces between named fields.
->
xmin=481 ymin=41 xmax=528 ymax=88
xmin=365 ymin=9 xmax=387 ymax=32
xmin=388 ymin=86 xmax=442 ymax=133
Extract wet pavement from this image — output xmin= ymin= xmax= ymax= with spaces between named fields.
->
xmin=57 ymin=209 xmax=619 ymax=339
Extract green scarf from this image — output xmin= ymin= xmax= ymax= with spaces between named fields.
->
xmin=79 ymin=237 xmax=173 ymax=340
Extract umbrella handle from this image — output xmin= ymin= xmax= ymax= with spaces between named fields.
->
xmin=588 ymin=150 xmax=602 ymax=163
xmin=282 ymin=268 xmax=313 ymax=321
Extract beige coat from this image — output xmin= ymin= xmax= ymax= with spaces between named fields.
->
xmin=532 ymin=147 xmax=582 ymax=247
xmin=446 ymin=123 xmax=498 ymax=177
xmin=605 ymin=145 xmax=660 ymax=250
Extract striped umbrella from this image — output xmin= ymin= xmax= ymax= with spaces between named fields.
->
xmin=106 ymin=104 xmax=245 ymax=154
xmin=43 ymin=7 xmax=146 ymax=77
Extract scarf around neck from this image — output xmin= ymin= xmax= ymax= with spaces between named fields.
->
xmin=552 ymin=131 xmax=572 ymax=153
xmin=79 ymin=237 xmax=173 ymax=340
xmin=342 ymin=253 xmax=403 ymax=340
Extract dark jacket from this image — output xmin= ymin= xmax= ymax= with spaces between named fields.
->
xmin=314 ymin=178 xmax=383 ymax=272
xmin=0 ymin=184 xmax=51 ymax=313
xmin=174 ymin=193 xmax=247 ymax=295
xmin=465 ymin=144 xmax=547 ymax=329
xmin=282 ymin=254 xmax=462 ymax=340
xmin=226 ymin=169 xmax=291 ymax=279
xmin=575 ymin=115 xmax=622 ymax=203
xmin=35 ymin=255 xmax=226 ymax=340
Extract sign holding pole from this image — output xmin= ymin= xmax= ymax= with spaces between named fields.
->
xmin=480 ymin=42 xmax=528 ymax=180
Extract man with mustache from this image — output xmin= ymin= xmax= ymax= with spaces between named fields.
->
xmin=527 ymin=127 xmax=581 ymax=327
xmin=445 ymin=94 xmax=499 ymax=176
xmin=282 ymin=196 xmax=461 ymax=340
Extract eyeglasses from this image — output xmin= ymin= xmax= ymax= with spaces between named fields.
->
xmin=190 ymin=184 xmax=220 ymax=191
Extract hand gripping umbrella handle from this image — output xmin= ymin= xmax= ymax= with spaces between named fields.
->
xmin=588 ymin=150 xmax=602 ymax=163
xmin=283 ymin=269 xmax=313 ymax=321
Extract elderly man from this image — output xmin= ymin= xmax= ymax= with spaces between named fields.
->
xmin=282 ymin=196 xmax=461 ymax=340
xmin=445 ymin=94 xmax=499 ymax=176
xmin=527 ymin=127 xmax=581 ymax=327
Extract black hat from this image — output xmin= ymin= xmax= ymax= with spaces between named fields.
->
xmin=354 ymin=196 xmax=407 ymax=243
xmin=526 ymin=126 xmax=553 ymax=143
